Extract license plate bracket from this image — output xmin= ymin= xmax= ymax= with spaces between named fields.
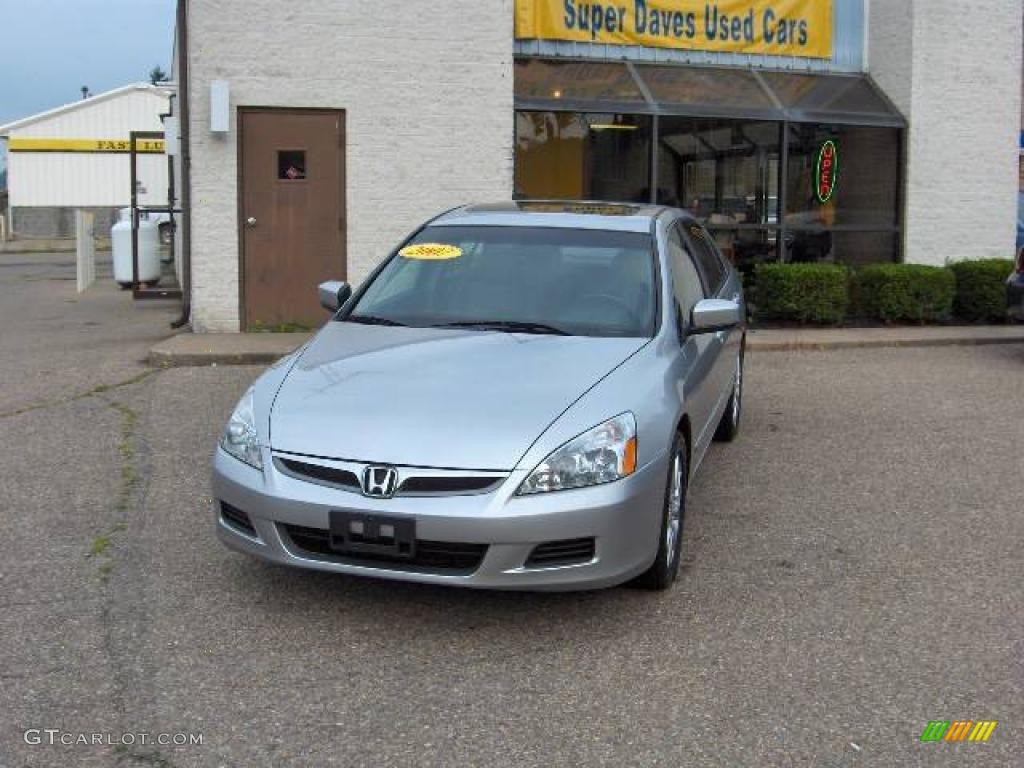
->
xmin=329 ymin=511 xmax=416 ymax=559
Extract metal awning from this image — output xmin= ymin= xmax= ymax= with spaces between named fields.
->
xmin=514 ymin=58 xmax=905 ymax=128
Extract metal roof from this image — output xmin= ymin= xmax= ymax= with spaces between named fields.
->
xmin=0 ymin=83 xmax=173 ymax=136
xmin=515 ymin=58 xmax=906 ymax=128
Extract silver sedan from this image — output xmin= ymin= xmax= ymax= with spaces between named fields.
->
xmin=212 ymin=201 xmax=746 ymax=591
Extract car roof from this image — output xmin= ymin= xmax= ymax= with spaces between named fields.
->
xmin=429 ymin=200 xmax=690 ymax=233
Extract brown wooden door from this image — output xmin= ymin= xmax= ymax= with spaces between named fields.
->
xmin=239 ymin=109 xmax=345 ymax=329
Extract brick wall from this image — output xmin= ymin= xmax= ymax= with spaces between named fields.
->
xmin=187 ymin=0 xmax=514 ymax=331
xmin=871 ymin=0 xmax=1022 ymax=266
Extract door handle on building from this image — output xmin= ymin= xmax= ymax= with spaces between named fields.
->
xmin=246 ymin=217 xmax=257 ymax=227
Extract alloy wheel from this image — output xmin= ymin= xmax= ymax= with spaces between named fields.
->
xmin=732 ymin=354 xmax=743 ymax=424
xmin=665 ymin=450 xmax=683 ymax=568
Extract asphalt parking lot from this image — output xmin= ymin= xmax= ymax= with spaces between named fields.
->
xmin=1 ymin=252 xmax=1021 ymax=767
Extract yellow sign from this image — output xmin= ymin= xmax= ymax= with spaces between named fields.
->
xmin=515 ymin=0 xmax=832 ymax=59
xmin=8 ymin=138 xmax=166 ymax=153
xmin=399 ymin=243 xmax=463 ymax=260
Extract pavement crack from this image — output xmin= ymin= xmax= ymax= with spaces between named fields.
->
xmin=87 ymin=381 xmax=170 ymax=763
xmin=0 ymin=368 xmax=158 ymax=420
xmin=86 ymin=397 xmax=139 ymax=583
xmin=113 ymin=745 xmax=181 ymax=768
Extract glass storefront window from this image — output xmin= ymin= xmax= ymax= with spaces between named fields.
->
xmin=657 ymin=118 xmax=781 ymax=270
xmin=784 ymin=123 xmax=900 ymax=264
xmin=513 ymin=63 xmax=905 ymax=268
xmin=515 ymin=112 xmax=652 ymax=203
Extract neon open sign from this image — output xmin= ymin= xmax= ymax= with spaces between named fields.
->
xmin=815 ymin=139 xmax=839 ymax=204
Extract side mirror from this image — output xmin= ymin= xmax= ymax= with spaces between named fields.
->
xmin=690 ymin=298 xmax=741 ymax=334
xmin=318 ymin=280 xmax=351 ymax=312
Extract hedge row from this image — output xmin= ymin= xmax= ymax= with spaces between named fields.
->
xmin=752 ymin=259 xmax=1014 ymax=325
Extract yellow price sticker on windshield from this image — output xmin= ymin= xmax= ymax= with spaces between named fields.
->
xmin=399 ymin=243 xmax=462 ymax=260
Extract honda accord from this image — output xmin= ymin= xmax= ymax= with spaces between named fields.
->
xmin=212 ymin=201 xmax=746 ymax=590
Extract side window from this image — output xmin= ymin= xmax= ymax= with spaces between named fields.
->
xmin=667 ymin=223 xmax=706 ymax=323
xmin=686 ymin=224 xmax=727 ymax=296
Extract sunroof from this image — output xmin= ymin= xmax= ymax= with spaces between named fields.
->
xmin=516 ymin=202 xmax=642 ymax=216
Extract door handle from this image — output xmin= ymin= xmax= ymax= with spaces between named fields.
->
xmin=246 ymin=217 xmax=257 ymax=228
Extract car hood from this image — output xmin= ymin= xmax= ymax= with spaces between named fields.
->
xmin=269 ymin=322 xmax=647 ymax=470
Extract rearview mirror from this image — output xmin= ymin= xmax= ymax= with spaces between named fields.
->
xmin=318 ymin=280 xmax=351 ymax=312
xmin=690 ymin=298 xmax=741 ymax=334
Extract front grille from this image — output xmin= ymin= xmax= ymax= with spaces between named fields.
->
xmin=398 ymin=476 xmax=502 ymax=495
xmin=276 ymin=457 xmax=361 ymax=491
xmin=280 ymin=523 xmax=487 ymax=575
xmin=525 ymin=538 xmax=596 ymax=568
xmin=220 ymin=501 xmax=257 ymax=537
xmin=275 ymin=455 xmax=504 ymax=497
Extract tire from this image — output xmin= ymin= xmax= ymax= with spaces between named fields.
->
xmin=713 ymin=338 xmax=745 ymax=442
xmin=631 ymin=433 xmax=687 ymax=591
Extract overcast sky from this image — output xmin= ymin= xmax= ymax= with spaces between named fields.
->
xmin=0 ymin=0 xmax=176 ymax=128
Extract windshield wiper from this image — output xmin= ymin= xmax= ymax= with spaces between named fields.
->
xmin=432 ymin=320 xmax=571 ymax=336
xmin=345 ymin=314 xmax=407 ymax=327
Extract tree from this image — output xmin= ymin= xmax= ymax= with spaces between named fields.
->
xmin=149 ymin=66 xmax=168 ymax=85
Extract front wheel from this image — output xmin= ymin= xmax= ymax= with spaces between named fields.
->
xmin=631 ymin=433 xmax=687 ymax=591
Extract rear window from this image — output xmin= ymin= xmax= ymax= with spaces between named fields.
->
xmin=348 ymin=226 xmax=656 ymax=338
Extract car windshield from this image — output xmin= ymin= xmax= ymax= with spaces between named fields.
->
xmin=346 ymin=225 xmax=657 ymax=337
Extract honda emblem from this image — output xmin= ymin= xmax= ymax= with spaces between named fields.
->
xmin=361 ymin=466 xmax=399 ymax=498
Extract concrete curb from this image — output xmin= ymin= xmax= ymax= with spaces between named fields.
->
xmin=148 ymin=333 xmax=312 ymax=367
xmin=746 ymin=327 xmax=1024 ymax=352
xmin=148 ymin=326 xmax=1024 ymax=367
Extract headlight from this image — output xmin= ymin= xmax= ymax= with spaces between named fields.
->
xmin=517 ymin=413 xmax=637 ymax=495
xmin=220 ymin=387 xmax=262 ymax=470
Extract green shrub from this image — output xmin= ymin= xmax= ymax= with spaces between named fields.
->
xmin=854 ymin=264 xmax=955 ymax=323
xmin=753 ymin=263 xmax=849 ymax=325
xmin=949 ymin=259 xmax=1015 ymax=322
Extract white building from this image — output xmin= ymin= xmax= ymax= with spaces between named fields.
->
xmin=0 ymin=83 xmax=172 ymax=239
xmin=173 ymin=0 xmax=1023 ymax=332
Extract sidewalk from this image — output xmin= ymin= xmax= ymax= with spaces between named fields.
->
xmin=149 ymin=325 xmax=1024 ymax=367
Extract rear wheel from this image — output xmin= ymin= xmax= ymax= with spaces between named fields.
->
xmin=631 ymin=433 xmax=687 ymax=591
xmin=714 ymin=339 xmax=745 ymax=442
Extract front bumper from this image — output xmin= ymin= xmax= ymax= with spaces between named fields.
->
xmin=1008 ymin=273 xmax=1024 ymax=321
xmin=211 ymin=447 xmax=668 ymax=591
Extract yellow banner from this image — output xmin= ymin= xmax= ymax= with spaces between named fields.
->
xmin=516 ymin=0 xmax=832 ymax=59
xmin=9 ymin=138 xmax=166 ymax=153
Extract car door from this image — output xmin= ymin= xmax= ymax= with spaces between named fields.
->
xmin=666 ymin=220 xmax=718 ymax=464
xmin=682 ymin=222 xmax=741 ymax=418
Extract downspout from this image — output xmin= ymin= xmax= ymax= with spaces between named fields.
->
xmin=171 ymin=0 xmax=192 ymax=329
